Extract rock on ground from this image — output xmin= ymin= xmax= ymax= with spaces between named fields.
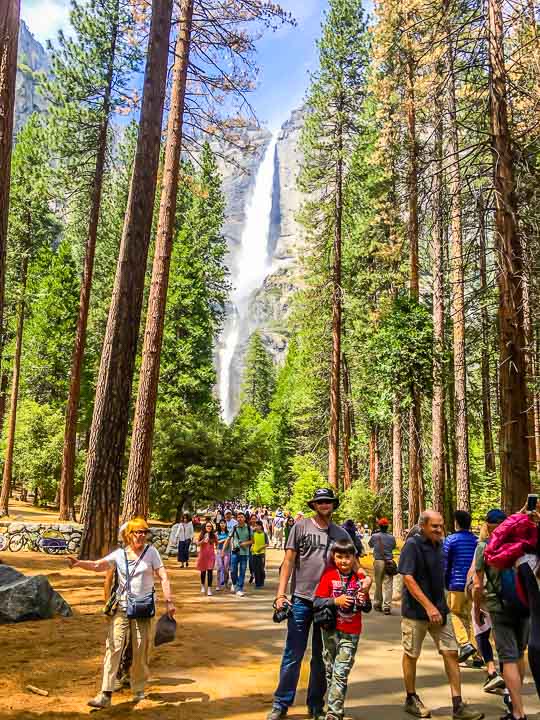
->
xmin=0 ymin=564 xmax=72 ymax=623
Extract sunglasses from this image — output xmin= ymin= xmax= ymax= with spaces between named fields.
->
xmin=133 ymin=530 xmax=149 ymax=536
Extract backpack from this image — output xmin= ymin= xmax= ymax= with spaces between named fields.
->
xmin=498 ymin=567 xmax=529 ymax=617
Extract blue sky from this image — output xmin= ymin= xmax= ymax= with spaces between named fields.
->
xmin=21 ymin=0 xmax=328 ymax=132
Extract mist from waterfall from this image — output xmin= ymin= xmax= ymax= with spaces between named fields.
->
xmin=219 ymin=135 xmax=277 ymax=423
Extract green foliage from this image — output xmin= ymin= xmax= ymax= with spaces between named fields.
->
xmin=240 ymin=331 xmax=276 ymax=417
xmin=247 ymin=464 xmax=275 ymax=507
xmin=337 ymin=482 xmax=388 ymax=527
xmin=287 ymin=456 xmax=325 ymax=514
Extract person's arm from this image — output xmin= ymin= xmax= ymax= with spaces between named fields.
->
xmin=156 ymin=565 xmax=176 ymax=617
xmin=402 ymin=574 xmax=443 ymax=623
xmin=103 ymin=566 xmax=115 ymax=601
xmin=275 ymin=548 xmax=297 ymax=609
xmin=68 ymin=556 xmax=110 ymax=572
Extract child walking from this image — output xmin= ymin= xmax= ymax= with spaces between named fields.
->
xmin=314 ymin=538 xmax=370 ymax=720
xmin=251 ymin=520 xmax=268 ymax=588
xmin=196 ymin=521 xmax=218 ymax=596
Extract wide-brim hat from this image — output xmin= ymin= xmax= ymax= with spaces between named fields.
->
xmin=307 ymin=488 xmax=339 ymax=510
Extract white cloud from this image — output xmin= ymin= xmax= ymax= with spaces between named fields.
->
xmin=21 ymin=0 xmax=71 ymax=45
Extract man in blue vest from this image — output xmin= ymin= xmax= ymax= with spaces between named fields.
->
xmin=443 ymin=510 xmax=478 ymax=664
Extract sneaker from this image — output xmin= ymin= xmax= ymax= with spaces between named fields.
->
xmin=472 ymin=658 xmax=485 ymax=668
xmin=215 ymin=585 xmax=222 ymax=592
xmin=267 ymin=706 xmax=287 ymax=720
xmin=458 ymin=643 xmax=476 ymax=664
xmin=484 ymin=672 xmax=505 ymax=693
xmin=383 ymin=607 xmax=391 ymax=615
xmin=88 ymin=692 xmax=111 ymax=709
xmin=132 ymin=691 xmax=145 ymax=703
xmin=307 ymin=708 xmax=325 ymax=719
xmin=404 ymin=694 xmax=431 ymax=718
xmin=200 ymin=585 xmax=206 ymax=594
xmin=207 ymin=588 xmax=213 ymax=596
xmin=230 ymin=584 xmax=236 ymax=593
xmin=452 ymin=703 xmax=484 ymax=720
xmin=236 ymin=590 xmax=245 ymax=597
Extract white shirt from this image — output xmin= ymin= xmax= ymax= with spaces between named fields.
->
xmin=226 ymin=518 xmax=237 ymax=533
xmin=171 ymin=521 xmax=194 ymax=543
xmin=105 ymin=545 xmax=163 ymax=608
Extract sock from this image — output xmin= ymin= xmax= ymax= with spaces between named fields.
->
xmin=103 ymin=691 xmax=112 ymax=697
xmin=406 ymin=692 xmax=417 ymax=701
xmin=452 ymin=696 xmax=462 ymax=712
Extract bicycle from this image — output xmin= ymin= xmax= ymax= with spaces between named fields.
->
xmin=7 ymin=528 xmax=40 ymax=552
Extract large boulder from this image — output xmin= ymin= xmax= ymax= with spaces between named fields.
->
xmin=0 ymin=564 xmax=72 ymax=623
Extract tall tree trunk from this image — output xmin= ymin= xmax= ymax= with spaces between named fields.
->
xmin=0 ymin=369 xmax=9 ymax=437
xmin=445 ymin=12 xmax=470 ymax=510
xmin=369 ymin=426 xmax=379 ymax=494
xmin=431 ymin=119 xmax=445 ymax=516
xmin=59 ymin=8 xmax=119 ymax=522
xmin=0 ymin=1 xmax=20 ymax=360
xmin=487 ymin=0 xmax=530 ymax=510
xmin=0 ymin=257 xmax=27 ymax=517
xmin=522 ymin=247 xmax=536 ymax=472
xmin=341 ymin=353 xmax=355 ymax=490
xmin=406 ymin=55 xmax=423 ymax=521
xmin=392 ymin=397 xmax=404 ymax=539
xmin=477 ymin=192 xmax=497 ymax=475
xmin=328 ymin=124 xmax=343 ymax=489
xmin=79 ymin=0 xmax=174 ymax=559
xmin=534 ymin=330 xmax=540 ymax=477
xmin=123 ymin=0 xmax=194 ymax=522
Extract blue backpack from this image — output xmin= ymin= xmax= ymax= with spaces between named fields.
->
xmin=498 ymin=567 xmax=529 ymax=617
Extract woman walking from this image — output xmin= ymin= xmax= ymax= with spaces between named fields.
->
xmin=196 ymin=521 xmax=218 ymax=596
xmin=216 ymin=519 xmax=231 ymax=590
xmin=169 ymin=513 xmax=194 ymax=568
xmin=284 ymin=516 xmax=295 ymax=546
xmin=68 ymin=518 xmax=175 ymax=709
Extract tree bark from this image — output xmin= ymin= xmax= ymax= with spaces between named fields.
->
xmin=534 ymin=330 xmax=540 ymax=477
xmin=328 ymin=122 xmax=343 ymax=489
xmin=79 ymin=0 xmax=174 ymax=559
xmin=341 ymin=353 xmax=355 ymax=491
xmin=0 ymin=369 xmax=9 ymax=437
xmin=369 ymin=426 xmax=380 ymax=494
xmin=431 ymin=119 xmax=445 ymax=516
xmin=59 ymin=7 xmax=119 ymax=523
xmin=123 ymin=0 xmax=194 ymax=522
xmin=0 ymin=256 xmax=28 ymax=517
xmin=445 ymin=10 xmax=470 ymax=511
xmin=0 ymin=1 xmax=20 ymax=359
xmin=392 ymin=397 xmax=404 ymax=539
xmin=477 ymin=192 xmax=497 ymax=475
xmin=487 ymin=0 xmax=530 ymax=511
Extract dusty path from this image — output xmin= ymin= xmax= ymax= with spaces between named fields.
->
xmin=1 ymin=549 xmax=539 ymax=720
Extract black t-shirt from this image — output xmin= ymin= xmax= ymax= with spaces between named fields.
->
xmin=398 ymin=534 xmax=448 ymax=621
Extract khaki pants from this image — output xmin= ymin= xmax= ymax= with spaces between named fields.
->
xmin=101 ymin=610 xmax=152 ymax=693
xmin=447 ymin=590 xmax=476 ymax=648
xmin=373 ymin=559 xmax=393 ymax=611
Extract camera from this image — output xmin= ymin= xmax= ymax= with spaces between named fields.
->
xmin=273 ymin=599 xmax=292 ymax=623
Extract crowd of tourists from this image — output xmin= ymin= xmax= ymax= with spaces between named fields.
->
xmin=65 ymin=490 xmax=540 ymax=720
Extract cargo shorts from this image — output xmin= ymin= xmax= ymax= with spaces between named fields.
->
xmin=401 ymin=616 xmax=459 ymax=658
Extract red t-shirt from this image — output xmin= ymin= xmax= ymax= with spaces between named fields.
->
xmin=315 ymin=567 xmax=366 ymax=635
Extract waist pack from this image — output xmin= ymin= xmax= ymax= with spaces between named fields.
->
xmin=124 ymin=546 xmax=156 ymax=620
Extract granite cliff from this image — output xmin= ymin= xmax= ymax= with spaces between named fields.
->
xmin=15 ymin=21 xmax=49 ymax=132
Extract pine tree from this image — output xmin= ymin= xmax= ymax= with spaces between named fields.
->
xmin=241 ymin=332 xmax=276 ymax=418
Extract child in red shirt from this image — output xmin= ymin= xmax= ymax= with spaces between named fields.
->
xmin=314 ymin=538 xmax=370 ymax=720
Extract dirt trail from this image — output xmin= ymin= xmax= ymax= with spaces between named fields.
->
xmin=1 ymin=549 xmax=539 ymax=720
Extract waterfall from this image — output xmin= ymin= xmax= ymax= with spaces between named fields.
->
xmin=219 ymin=134 xmax=277 ymax=423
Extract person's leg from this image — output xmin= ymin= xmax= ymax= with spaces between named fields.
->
xmin=325 ymin=631 xmax=359 ymax=720
xmin=401 ymin=618 xmax=426 ymax=694
xmin=230 ymin=552 xmax=239 ymax=588
xmin=177 ymin=540 xmax=183 ymax=565
xmin=493 ymin=614 xmax=527 ymax=718
xmin=200 ymin=570 xmax=206 ymax=588
xmin=253 ymin=555 xmax=263 ymax=587
xmin=102 ymin=612 xmax=129 ymax=692
xmin=307 ymin=614 xmax=327 ymax=713
xmin=322 ymin=629 xmax=338 ymax=690
xmin=223 ymin=552 xmax=230 ymax=585
xmin=207 ymin=569 xmax=213 ymax=587
xmin=441 ymin=651 xmax=461 ymax=698
xmin=373 ymin=560 xmax=384 ymax=610
xmin=216 ymin=552 xmax=223 ymax=587
xmin=383 ymin=573 xmax=393 ymax=612
xmin=236 ymin=555 xmax=248 ymax=592
xmin=502 ymin=662 xmax=525 ymax=717
xmin=130 ymin=618 xmax=151 ymax=694
xmin=448 ymin=592 xmax=469 ymax=648
xmin=403 ymin=653 xmax=419 ymax=694
xmin=273 ymin=598 xmax=312 ymax=711
xmin=248 ymin=551 xmax=254 ymax=582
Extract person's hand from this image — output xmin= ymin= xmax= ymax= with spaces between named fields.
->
xmin=275 ymin=595 xmax=288 ymax=610
xmin=166 ymin=600 xmax=176 ymax=618
xmin=67 ymin=556 xmax=78 ymax=568
xmin=335 ymin=594 xmax=354 ymax=609
xmin=360 ymin=576 xmax=372 ymax=591
xmin=474 ymin=606 xmax=483 ymax=627
xmin=426 ymin=604 xmax=443 ymax=624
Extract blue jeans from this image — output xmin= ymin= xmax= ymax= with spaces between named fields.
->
xmin=230 ymin=553 xmax=248 ymax=591
xmin=273 ymin=596 xmax=326 ymax=712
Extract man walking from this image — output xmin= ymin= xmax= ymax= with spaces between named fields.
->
xmin=369 ymin=517 xmax=396 ymax=615
xmin=267 ymin=488 xmax=368 ymax=720
xmin=225 ymin=511 xmax=252 ymax=597
xmin=398 ymin=510 xmax=484 ymax=720
xmin=443 ymin=511 xmax=478 ymax=663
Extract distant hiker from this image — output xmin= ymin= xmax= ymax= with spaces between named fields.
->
xmin=267 ymin=488 xmax=365 ymax=720
xmin=443 ymin=510 xmax=479 ymax=664
xmin=251 ymin=519 xmax=268 ymax=588
xmin=225 ymin=509 xmax=237 ymax=534
xmin=196 ymin=521 xmax=218 ymax=596
xmin=216 ymin=519 xmax=231 ymax=591
xmin=314 ymin=538 xmax=370 ymax=720
xmin=224 ymin=511 xmax=253 ymax=597
xmin=273 ymin=512 xmax=285 ymax=549
xmin=369 ymin=517 xmax=396 ymax=615
xmin=68 ymin=518 xmax=175 ymax=710
xmin=167 ymin=513 xmax=194 ymax=567
xmin=248 ymin=514 xmax=258 ymax=584
xmin=342 ymin=518 xmax=364 ymax=557
xmin=398 ymin=510 xmax=483 ymax=720
xmin=284 ymin=515 xmax=295 ymax=546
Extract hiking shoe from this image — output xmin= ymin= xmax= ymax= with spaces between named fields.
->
xmin=307 ymin=709 xmax=325 ymax=720
xmin=88 ymin=692 xmax=111 ymax=709
xmin=267 ymin=706 xmax=287 ymax=720
xmin=452 ymin=703 xmax=484 ymax=720
xmin=207 ymin=588 xmax=213 ymax=596
xmin=484 ymin=672 xmax=505 ymax=693
xmin=383 ymin=607 xmax=391 ymax=615
xmin=132 ymin=691 xmax=145 ymax=703
xmin=404 ymin=694 xmax=431 ymax=718
xmin=458 ymin=643 xmax=476 ymax=664
xmin=472 ymin=657 xmax=484 ymax=668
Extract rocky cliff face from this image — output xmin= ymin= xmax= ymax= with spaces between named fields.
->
xmin=15 ymin=22 xmax=49 ymax=132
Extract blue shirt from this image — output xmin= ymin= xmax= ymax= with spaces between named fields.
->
xmin=443 ymin=530 xmax=478 ymax=591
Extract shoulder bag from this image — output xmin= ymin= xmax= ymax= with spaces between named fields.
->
xmin=377 ymin=534 xmax=398 ymax=576
xmin=124 ymin=545 xmax=156 ymax=620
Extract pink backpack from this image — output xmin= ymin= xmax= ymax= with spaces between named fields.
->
xmin=483 ymin=514 xmax=538 ymax=569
